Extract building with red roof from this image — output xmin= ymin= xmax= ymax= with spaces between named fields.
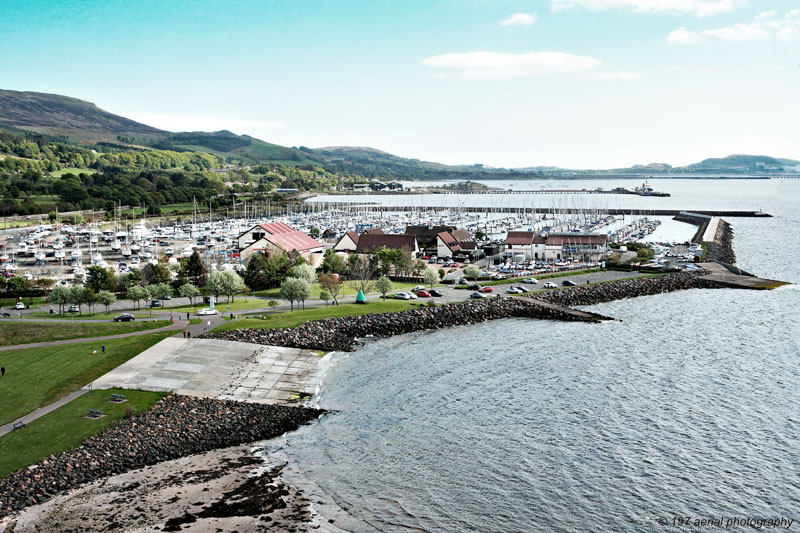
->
xmin=237 ymin=222 xmax=324 ymax=260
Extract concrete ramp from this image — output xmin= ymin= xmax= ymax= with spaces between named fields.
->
xmin=92 ymin=338 xmax=323 ymax=404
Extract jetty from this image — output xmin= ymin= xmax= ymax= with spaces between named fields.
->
xmin=698 ymin=262 xmax=789 ymax=290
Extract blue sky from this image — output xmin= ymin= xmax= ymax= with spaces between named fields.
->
xmin=1 ymin=0 xmax=798 ymax=168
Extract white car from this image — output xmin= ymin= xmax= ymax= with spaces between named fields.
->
xmin=506 ymin=287 xmax=523 ymax=294
xmin=14 ymin=301 xmax=25 ymax=310
xmin=522 ymin=278 xmax=538 ymax=284
xmin=197 ymin=308 xmax=219 ymax=316
xmin=543 ymin=282 xmax=558 ymax=289
xmin=513 ymin=286 xmax=530 ymax=293
xmin=394 ymin=292 xmax=412 ymax=300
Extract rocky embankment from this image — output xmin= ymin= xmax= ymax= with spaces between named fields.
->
xmin=705 ymin=219 xmax=736 ymax=264
xmin=531 ymin=271 xmax=709 ymax=307
xmin=0 ymin=395 xmax=323 ymax=519
xmin=207 ymin=298 xmax=606 ymax=352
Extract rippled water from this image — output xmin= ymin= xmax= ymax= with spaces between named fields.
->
xmin=270 ymin=180 xmax=800 ymax=532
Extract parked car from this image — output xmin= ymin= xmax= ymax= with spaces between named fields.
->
xmin=394 ymin=292 xmax=412 ymax=300
xmin=458 ymin=278 xmax=469 ymax=285
xmin=467 ymin=284 xmax=482 ymax=291
xmin=522 ymin=278 xmax=539 ymax=284
xmin=416 ymin=290 xmax=431 ymax=298
xmin=470 ymin=292 xmax=487 ymax=299
xmin=163 ymin=294 xmax=171 ymax=300
xmin=562 ymin=280 xmax=577 ymax=286
xmin=513 ymin=286 xmax=530 ymax=293
xmin=14 ymin=301 xmax=25 ymax=310
xmin=429 ymin=289 xmax=443 ymax=297
xmin=151 ymin=299 xmax=163 ymax=307
xmin=543 ymin=282 xmax=557 ymax=289
xmin=67 ymin=304 xmax=80 ymax=313
xmin=197 ymin=308 xmax=219 ymax=316
xmin=478 ymin=286 xmax=494 ymax=293
xmin=506 ymin=287 xmax=523 ymax=294
xmin=413 ymin=286 xmax=426 ymax=292
xmin=113 ymin=313 xmax=135 ymax=322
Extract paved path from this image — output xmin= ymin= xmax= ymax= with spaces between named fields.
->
xmin=0 ymin=320 xmax=186 ymax=352
xmin=0 ymin=389 xmax=90 ymax=438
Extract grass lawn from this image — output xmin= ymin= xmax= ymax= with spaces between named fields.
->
xmin=215 ymin=300 xmax=423 ymax=332
xmin=0 ymin=220 xmax=37 ymax=229
xmin=0 ymin=296 xmax=47 ymax=309
xmin=49 ymin=167 xmax=97 ymax=177
xmin=165 ymin=297 xmax=271 ymax=314
xmin=0 ymin=320 xmax=170 ymax=346
xmin=0 ymin=331 xmax=175 ymax=427
xmin=0 ymin=388 xmax=167 ymax=478
xmin=30 ymin=311 xmax=155 ymax=320
xmin=254 ymin=281 xmax=420 ymax=300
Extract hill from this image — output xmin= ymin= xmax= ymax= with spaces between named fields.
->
xmin=1 ymin=88 xmax=797 ymax=177
xmin=0 ymin=89 xmax=165 ymax=143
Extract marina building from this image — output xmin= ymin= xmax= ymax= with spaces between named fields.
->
xmin=333 ymin=228 xmax=385 ymax=253
xmin=505 ymin=232 xmax=608 ymax=261
xmin=435 ymin=229 xmax=477 ymax=259
xmin=354 ymin=233 xmax=419 ymax=257
xmin=237 ymin=222 xmax=324 ymax=260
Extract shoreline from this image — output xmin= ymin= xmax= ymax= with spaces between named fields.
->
xmin=206 ymin=271 xmax=710 ymax=352
xmin=0 ymin=395 xmax=323 ymax=522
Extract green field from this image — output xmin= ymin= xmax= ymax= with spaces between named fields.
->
xmin=0 ymin=388 xmax=167 ymax=478
xmin=214 ymin=300 xmax=421 ymax=332
xmin=0 ymin=296 xmax=47 ymax=309
xmin=0 ymin=220 xmax=37 ymax=229
xmin=49 ymin=167 xmax=97 ymax=177
xmin=0 ymin=320 xmax=170 ymax=346
xmin=29 ymin=310 xmax=157 ymax=320
xmin=0 ymin=331 xmax=175 ymax=426
xmin=165 ymin=297 xmax=271 ymax=314
xmin=254 ymin=280 xmax=420 ymax=300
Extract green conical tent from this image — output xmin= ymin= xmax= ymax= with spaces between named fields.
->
xmin=355 ymin=289 xmax=366 ymax=304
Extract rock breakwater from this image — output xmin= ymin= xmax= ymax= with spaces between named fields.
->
xmin=207 ymin=298 xmax=606 ymax=352
xmin=0 ymin=395 xmax=323 ymax=519
xmin=530 ymin=271 xmax=709 ymax=308
xmin=705 ymin=219 xmax=736 ymax=264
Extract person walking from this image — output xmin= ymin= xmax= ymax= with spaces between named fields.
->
xmin=1 ymin=366 xmax=5 ymax=377
xmin=187 ymin=331 xmax=191 ymax=339
xmin=101 ymin=345 xmax=106 ymax=354
xmin=182 ymin=330 xmax=186 ymax=339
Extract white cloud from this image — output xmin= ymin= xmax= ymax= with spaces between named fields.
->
xmin=667 ymin=10 xmax=800 ymax=45
xmin=551 ymin=0 xmax=744 ymax=17
xmin=588 ymin=71 xmax=643 ymax=80
xmin=421 ymin=51 xmax=601 ymax=80
xmin=500 ymin=13 xmax=537 ymax=26
xmin=126 ymin=112 xmax=287 ymax=132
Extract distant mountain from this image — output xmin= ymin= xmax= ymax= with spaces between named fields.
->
xmin=0 ymin=89 xmax=165 ymax=142
xmin=1 ymin=88 xmax=797 ymax=177
xmin=688 ymin=154 xmax=800 ymax=172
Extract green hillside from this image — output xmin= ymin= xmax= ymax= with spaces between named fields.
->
xmin=0 ymin=89 xmax=164 ymax=143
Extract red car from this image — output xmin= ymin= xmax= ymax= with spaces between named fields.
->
xmin=478 ymin=286 xmax=494 ymax=293
xmin=415 ymin=290 xmax=431 ymax=298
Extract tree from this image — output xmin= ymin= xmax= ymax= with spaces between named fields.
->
xmin=96 ymin=290 xmax=117 ymax=314
xmin=475 ymin=230 xmax=486 ymax=241
xmin=141 ymin=263 xmax=171 ymax=285
xmin=309 ymin=227 xmax=321 ymax=238
xmin=48 ymin=285 xmax=70 ymax=314
xmin=395 ymin=248 xmax=414 ymax=277
xmin=152 ymin=282 xmax=172 ymax=299
xmin=7 ymin=276 xmax=28 ymax=294
xmin=180 ymin=282 xmax=201 ymax=306
xmin=288 ymin=263 xmax=316 ymax=284
xmin=320 ymin=289 xmax=331 ymax=306
xmin=221 ymin=270 xmax=245 ymax=302
xmin=68 ymin=285 xmax=86 ymax=315
xmin=126 ymin=284 xmax=148 ymax=310
xmin=86 ymin=266 xmax=113 ymax=292
xmin=464 ymin=265 xmax=481 ymax=280
xmin=243 ymin=253 xmax=270 ymax=291
xmin=318 ymin=274 xmax=343 ymax=306
xmin=375 ymin=276 xmax=393 ymax=300
xmin=205 ymin=271 xmax=226 ymax=301
xmin=319 ymin=248 xmax=345 ymax=274
xmin=345 ymin=255 xmax=376 ymax=295
xmin=182 ymin=251 xmax=208 ymax=286
xmin=280 ymin=277 xmax=311 ymax=311
xmin=267 ymin=300 xmax=279 ymax=313
xmin=84 ymin=288 xmax=97 ymax=314
xmin=423 ymin=267 xmax=441 ymax=288
xmin=374 ymin=248 xmax=401 ymax=277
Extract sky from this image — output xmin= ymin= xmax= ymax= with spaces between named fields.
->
xmin=1 ymin=0 xmax=799 ymax=169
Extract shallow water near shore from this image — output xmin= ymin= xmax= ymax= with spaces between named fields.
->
xmin=271 ymin=180 xmax=800 ymax=532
